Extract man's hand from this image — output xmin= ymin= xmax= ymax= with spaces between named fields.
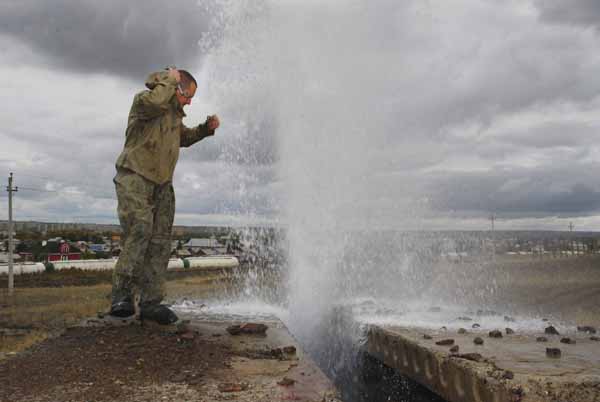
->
xmin=168 ymin=68 xmax=181 ymax=83
xmin=206 ymin=115 xmax=220 ymax=131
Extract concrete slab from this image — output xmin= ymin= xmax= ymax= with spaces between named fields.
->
xmin=366 ymin=325 xmax=600 ymax=402
xmin=179 ymin=318 xmax=340 ymax=402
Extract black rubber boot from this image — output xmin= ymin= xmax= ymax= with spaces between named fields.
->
xmin=109 ymin=297 xmax=135 ymax=318
xmin=140 ymin=303 xmax=178 ymax=325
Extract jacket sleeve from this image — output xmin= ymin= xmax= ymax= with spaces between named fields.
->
xmin=180 ymin=123 xmax=215 ymax=148
xmin=136 ymin=74 xmax=178 ymax=119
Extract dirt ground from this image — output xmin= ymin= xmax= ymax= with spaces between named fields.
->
xmin=2 ymin=323 xmax=228 ymax=402
xmin=0 ymin=318 xmax=338 ymax=402
xmin=0 ymin=267 xmax=339 ymax=402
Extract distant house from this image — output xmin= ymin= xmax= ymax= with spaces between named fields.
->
xmin=184 ymin=238 xmax=220 ymax=255
xmin=89 ymin=243 xmax=110 ymax=253
xmin=46 ymin=241 xmax=82 ymax=262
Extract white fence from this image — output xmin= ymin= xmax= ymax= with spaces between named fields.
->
xmin=0 ymin=256 xmax=239 ymax=275
xmin=0 ymin=262 xmax=45 ymax=275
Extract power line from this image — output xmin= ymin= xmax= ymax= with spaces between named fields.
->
xmin=3 ymin=171 xmax=116 ymax=195
xmin=19 ymin=186 xmax=65 ymax=193
xmin=17 ymin=186 xmax=115 ymax=199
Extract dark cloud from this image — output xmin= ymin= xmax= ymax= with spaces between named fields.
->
xmin=497 ymin=122 xmax=597 ymax=149
xmin=429 ymin=163 xmax=600 ymax=217
xmin=536 ymin=0 xmax=600 ymax=29
xmin=0 ymin=0 xmax=215 ymax=79
xmin=4 ymin=0 xmax=600 ymax=228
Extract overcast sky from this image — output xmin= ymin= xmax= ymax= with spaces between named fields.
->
xmin=2 ymin=0 xmax=600 ymax=231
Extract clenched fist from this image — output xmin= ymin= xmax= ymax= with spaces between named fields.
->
xmin=206 ymin=115 xmax=220 ymax=131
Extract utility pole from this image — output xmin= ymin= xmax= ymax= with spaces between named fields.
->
xmin=569 ymin=222 xmax=574 ymax=257
xmin=6 ymin=172 xmax=18 ymax=293
xmin=490 ymin=214 xmax=496 ymax=262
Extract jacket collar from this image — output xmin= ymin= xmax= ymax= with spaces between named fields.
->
xmin=171 ymin=96 xmax=186 ymax=117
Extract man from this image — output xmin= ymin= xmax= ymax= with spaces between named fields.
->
xmin=110 ymin=67 xmax=219 ymax=324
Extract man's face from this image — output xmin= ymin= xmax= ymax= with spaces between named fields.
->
xmin=176 ymin=82 xmax=196 ymax=107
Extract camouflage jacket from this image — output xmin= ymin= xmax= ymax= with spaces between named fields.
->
xmin=115 ymin=71 xmax=213 ymax=184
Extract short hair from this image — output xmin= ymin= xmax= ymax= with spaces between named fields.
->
xmin=179 ymin=70 xmax=197 ymax=90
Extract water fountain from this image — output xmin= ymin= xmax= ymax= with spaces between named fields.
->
xmin=178 ymin=2 xmax=600 ymax=401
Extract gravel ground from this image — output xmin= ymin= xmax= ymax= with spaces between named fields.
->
xmin=0 ymin=318 xmax=339 ymax=402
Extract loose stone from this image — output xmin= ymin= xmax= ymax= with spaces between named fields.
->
xmin=577 ymin=325 xmax=597 ymax=334
xmin=474 ymin=337 xmax=484 ymax=345
xmin=282 ymin=346 xmax=297 ymax=354
xmin=423 ymin=334 xmax=432 ymax=340
xmin=560 ymin=337 xmax=576 ymax=344
xmin=536 ymin=336 xmax=548 ymax=342
xmin=277 ymin=377 xmax=296 ymax=386
xmin=436 ymin=339 xmax=455 ymax=346
xmin=546 ymin=348 xmax=561 ymax=358
xmin=226 ymin=323 xmax=268 ymax=335
xmin=472 ymin=323 xmax=481 ymax=329
xmin=450 ymin=345 xmax=459 ymax=353
xmin=505 ymin=328 xmax=514 ymax=335
xmin=456 ymin=353 xmax=483 ymax=362
xmin=270 ymin=348 xmax=284 ymax=358
xmin=489 ymin=330 xmax=503 ymax=338
xmin=545 ymin=326 xmax=560 ymax=335
xmin=458 ymin=328 xmax=467 ymax=334
xmin=502 ymin=370 xmax=515 ymax=380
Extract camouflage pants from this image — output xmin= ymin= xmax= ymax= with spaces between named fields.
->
xmin=112 ymin=168 xmax=175 ymax=304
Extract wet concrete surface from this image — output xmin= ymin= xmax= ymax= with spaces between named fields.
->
xmin=367 ymin=324 xmax=600 ymax=402
xmin=178 ymin=315 xmax=341 ymax=402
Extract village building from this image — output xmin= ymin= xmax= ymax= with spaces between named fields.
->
xmin=45 ymin=240 xmax=82 ymax=262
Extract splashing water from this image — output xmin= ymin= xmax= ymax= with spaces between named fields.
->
xmin=201 ymin=0 xmax=442 ymax=326
xmin=192 ymin=2 xmax=577 ymax=396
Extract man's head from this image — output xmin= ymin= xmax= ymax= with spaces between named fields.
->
xmin=175 ymin=70 xmax=197 ymax=107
